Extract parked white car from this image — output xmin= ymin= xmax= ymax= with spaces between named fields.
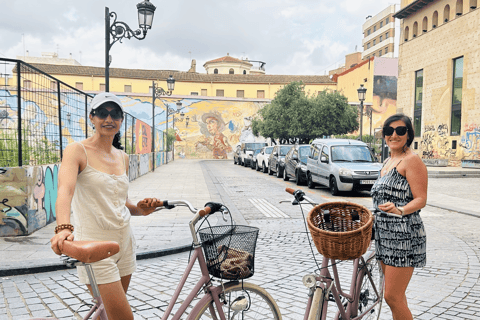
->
xmin=256 ymin=146 xmax=274 ymax=173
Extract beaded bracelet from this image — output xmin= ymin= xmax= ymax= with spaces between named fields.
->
xmin=55 ymin=223 xmax=74 ymax=234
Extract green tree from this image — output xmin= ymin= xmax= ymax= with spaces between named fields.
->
xmin=252 ymin=82 xmax=359 ymax=143
xmin=165 ymin=128 xmax=176 ymax=152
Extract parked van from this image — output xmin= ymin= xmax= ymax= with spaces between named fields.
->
xmin=306 ymin=139 xmax=382 ymax=195
xmin=236 ymin=142 xmax=268 ymax=167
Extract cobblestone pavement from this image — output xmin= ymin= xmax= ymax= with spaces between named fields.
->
xmin=1 ymin=161 xmax=480 ymax=319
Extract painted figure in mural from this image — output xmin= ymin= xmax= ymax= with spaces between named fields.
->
xmin=50 ymin=92 xmax=160 ymax=320
xmin=197 ymin=111 xmax=232 ymax=159
xmin=370 ymin=114 xmax=428 ymax=320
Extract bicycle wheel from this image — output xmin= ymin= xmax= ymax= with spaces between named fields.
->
xmin=193 ymin=282 xmax=281 ymax=320
xmin=356 ymin=256 xmax=384 ymax=320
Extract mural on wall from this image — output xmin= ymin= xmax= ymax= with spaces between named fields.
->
xmin=0 ymin=167 xmax=28 ymax=236
xmin=371 ymin=75 xmax=398 ymax=133
xmin=421 ymin=124 xmax=457 ymax=160
xmin=135 ymin=119 xmax=152 ymax=154
xmin=196 ymin=111 xmax=233 ymax=159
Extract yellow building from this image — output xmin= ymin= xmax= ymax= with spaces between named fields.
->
xmin=394 ymin=0 xmax=480 ymax=167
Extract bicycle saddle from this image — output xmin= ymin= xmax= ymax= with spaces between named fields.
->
xmin=61 ymin=241 xmax=120 ymax=263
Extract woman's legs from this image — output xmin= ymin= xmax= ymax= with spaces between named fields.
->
xmin=87 ymin=274 xmax=134 ymax=320
xmin=381 ymin=262 xmax=414 ymax=320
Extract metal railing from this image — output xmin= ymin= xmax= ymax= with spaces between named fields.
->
xmin=0 ymin=58 xmax=163 ymax=167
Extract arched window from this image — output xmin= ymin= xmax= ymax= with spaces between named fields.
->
xmin=404 ymin=26 xmax=410 ymax=41
xmin=444 ymin=5 xmax=451 ymax=22
xmin=422 ymin=16 xmax=428 ymax=32
xmin=432 ymin=11 xmax=438 ymax=27
xmin=214 ymin=68 xmax=218 ymax=74
xmin=456 ymin=0 xmax=464 ymax=15
xmin=229 ymin=68 xmax=234 ymax=74
xmin=243 ymin=70 xmax=247 ymax=74
xmin=413 ymin=21 xmax=418 ymax=37
xmin=470 ymin=0 xmax=477 ymax=10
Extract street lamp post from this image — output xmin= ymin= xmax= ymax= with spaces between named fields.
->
xmin=152 ymin=76 xmax=176 ymax=167
xmin=105 ymin=1 xmax=156 ymax=92
xmin=357 ymin=84 xmax=367 ymax=142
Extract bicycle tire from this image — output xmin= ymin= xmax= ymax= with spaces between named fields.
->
xmin=354 ymin=255 xmax=384 ymax=320
xmin=193 ymin=282 xmax=282 ymax=320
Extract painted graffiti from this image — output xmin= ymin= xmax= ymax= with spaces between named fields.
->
xmin=0 ymin=167 xmax=28 ymax=236
xmin=135 ymin=120 xmax=152 ymax=154
xmin=139 ymin=154 xmax=150 ymax=176
xmin=129 ymin=155 xmax=139 ymax=181
xmin=421 ymin=123 xmax=457 ymax=160
xmin=460 ymin=127 xmax=480 ymax=158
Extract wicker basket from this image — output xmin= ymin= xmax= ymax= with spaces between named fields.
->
xmin=307 ymin=202 xmax=373 ymax=260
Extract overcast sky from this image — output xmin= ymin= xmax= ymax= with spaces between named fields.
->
xmin=0 ymin=0 xmax=399 ymax=75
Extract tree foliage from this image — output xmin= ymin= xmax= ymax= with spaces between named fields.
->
xmin=252 ymin=82 xmax=359 ymax=144
xmin=165 ymin=128 xmax=176 ymax=152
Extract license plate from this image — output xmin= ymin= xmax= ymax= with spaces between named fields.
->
xmin=360 ymin=180 xmax=375 ymax=184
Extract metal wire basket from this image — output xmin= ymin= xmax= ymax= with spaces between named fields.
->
xmin=199 ymin=225 xmax=259 ymax=280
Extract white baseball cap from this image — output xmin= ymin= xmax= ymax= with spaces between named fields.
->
xmin=88 ymin=92 xmax=124 ymax=114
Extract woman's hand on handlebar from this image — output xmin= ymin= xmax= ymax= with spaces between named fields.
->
xmin=136 ymin=198 xmax=163 ymax=216
xmin=50 ymin=230 xmax=74 ymax=255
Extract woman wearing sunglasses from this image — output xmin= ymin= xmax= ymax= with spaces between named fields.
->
xmin=50 ymin=92 xmax=159 ymax=320
xmin=370 ymin=113 xmax=427 ymax=320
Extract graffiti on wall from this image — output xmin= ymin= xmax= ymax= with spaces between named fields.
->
xmin=460 ymin=123 xmax=480 ymax=158
xmin=0 ymin=167 xmax=28 ymax=236
xmin=29 ymin=165 xmax=59 ymax=233
xmin=421 ymin=123 xmax=457 ymax=159
xmin=135 ymin=120 xmax=152 ymax=154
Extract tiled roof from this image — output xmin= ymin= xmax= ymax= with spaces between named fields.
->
xmin=23 ymin=63 xmax=335 ymax=85
xmin=393 ymin=0 xmax=436 ymax=19
xmin=204 ymin=55 xmax=252 ymax=66
xmin=332 ymin=57 xmax=374 ymax=82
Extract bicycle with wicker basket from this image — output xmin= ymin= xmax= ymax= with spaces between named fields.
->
xmin=285 ymin=188 xmax=384 ymax=320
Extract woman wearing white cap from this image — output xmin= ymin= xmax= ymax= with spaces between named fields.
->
xmin=50 ymin=92 xmax=158 ymax=320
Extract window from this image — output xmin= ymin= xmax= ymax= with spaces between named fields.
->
xmin=380 ymin=21 xmax=383 ymax=28
xmin=190 ymin=92 xmax=198 ymax=96
xmin=124 ymin=85 xmax=132 ymax=92
xmin=373 ymin=39 xmax=376 ymax=45
xmin=373 ymin=25 xmax=376 ymax=32
xmin=201 ymin=89 xmax=207 ymax=96
xmin=451 ymin=57 xmax=463 ymax=135
xmin=422 ymin=16 xmax=428 ymax=32
xmin=385 ymin=47 xmax=388 ymax=54
xmin=433 ymin=11 xmax=439 ymax=27
xmin=367 ymin=29 xmax=371 ymax=36
xmin=444 ymin=4 xmax=451 ymax=22
xmin=414 ymin=141 xmax=418 ymax=149
xmin=216 ymin=89 xmax=224 ymax=97
xmin=100 ymin=84 xmax=106 ymax=91
xmin=243 ymin=70 xmax=247 ymax=74
xmin=236 ymin=90 xmax=244 ymax=98
xmin=379 ymin=50 xmax=382 ymax=56
xmin=386 ymin=32 xmax=389 ymax=38
xmin=373 ymin=53 xmax=376 ymax=57
xmin=386 ymin=17 xmax=390 ymax=24
xmin=367 ymin=43 xmax=370 ymax=49
xmin=257 ymin=90 xmax=265 ymax=98
xmin=404 ymin=26 xmax=410 ymax=41
xmin=414 ymin=70 xmax=423 ymax=137
xmin=24 ymin=80 xmax=31 ymax=88
xmin=75 ymin=82 xmax=83 ymax=90
xmin=214 ymin=68 xmax=218 ymax=74
xmin=471 ymin=0 xmax=477 ymax=10
xmin=456 ymin=0 xmax=464 ymax=15
xmin=149 ymin=86 xmax=153 ymax=94
xmin=452 ymin=140 xmax=457 ymax=149
xmin=229 ymin=68 xmax=234 ymax=74
xmin=380 ymin=36 xmax=383 ymax=42
xmin=413 ymin=21 xmax=418 ymax=37
xmin=321 ymin=146 xmax=329 ymax=162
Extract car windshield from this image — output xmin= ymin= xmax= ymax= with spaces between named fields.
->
xmin=280 ymin=146 xmax=292 ymax=156
xmin=331 ymin=146 xmax=374 ymax=162
xmin=298 ymin=146 xmax=310 ymax=158
xmin=253 ymin=149 xmax=261 ymax=155
xmin=246 ymin=143 xmax=267 ymax=151
xmin=265 ymin=147 xmax=273 ymax=154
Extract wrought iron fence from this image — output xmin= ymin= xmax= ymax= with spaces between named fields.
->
xmin=0 ymin=58 xmax=163 ymax=167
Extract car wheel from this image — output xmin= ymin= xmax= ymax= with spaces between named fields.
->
xmin=283 ymin=168 xmax=289 ymax=181
xmin=241 ymin=159 xmax=245 ymax=166
xmin=268 ymin=165 xmax=273 ymax=175
xmin=263 ymin=162 xmax=268 ymax=173
xmin=307 ymin=173 xmax=315 ymax=189
xmin=330 ymin=176 xmax=339 ymax=196
xmin=251 ymin=161 xmax=256 ymax=170
xmin=295 ymin=170 xmax=303 ymax=185
xmin=256 ymin=161 xmax=261 ymax=171
xmin=234 ymin=157 xmax=237 ymax=165
xmin=276 ymin=166 xmax=282 ymax=178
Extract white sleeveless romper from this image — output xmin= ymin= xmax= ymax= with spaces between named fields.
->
xmin=72 ymin=142 xmax=136 ymax=285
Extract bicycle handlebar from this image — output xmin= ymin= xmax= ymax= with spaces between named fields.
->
xmin=285 ymin=187 xmax=295 ymax=195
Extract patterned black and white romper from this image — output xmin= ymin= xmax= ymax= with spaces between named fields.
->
xmin=371 ymin=160 xmax=427 ymax=268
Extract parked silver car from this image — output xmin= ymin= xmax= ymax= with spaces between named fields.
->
xmin=306 ymin=139 xmax=382 ymax=195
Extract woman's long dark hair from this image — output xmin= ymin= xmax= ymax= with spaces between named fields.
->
xmin=90 ymin=107 xmax=124 ymax=150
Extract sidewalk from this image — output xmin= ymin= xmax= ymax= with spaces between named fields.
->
xmin=0 ymin=160 xmax=479 ymax=277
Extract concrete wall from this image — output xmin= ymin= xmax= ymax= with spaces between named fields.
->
xmin=397 ymin=5 xmax=480 ymax=165
xmin=0 ymin=151 xmax=166 ymax=237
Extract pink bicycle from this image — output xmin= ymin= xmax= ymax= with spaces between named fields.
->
xmin=33 ymin=200 xmax=281 ymax=320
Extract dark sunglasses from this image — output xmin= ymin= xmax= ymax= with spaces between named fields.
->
xmin=94 ymin=108 xmax=123 ymax=120
xmin=383 ymin=126 xmax=408 ymax=136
